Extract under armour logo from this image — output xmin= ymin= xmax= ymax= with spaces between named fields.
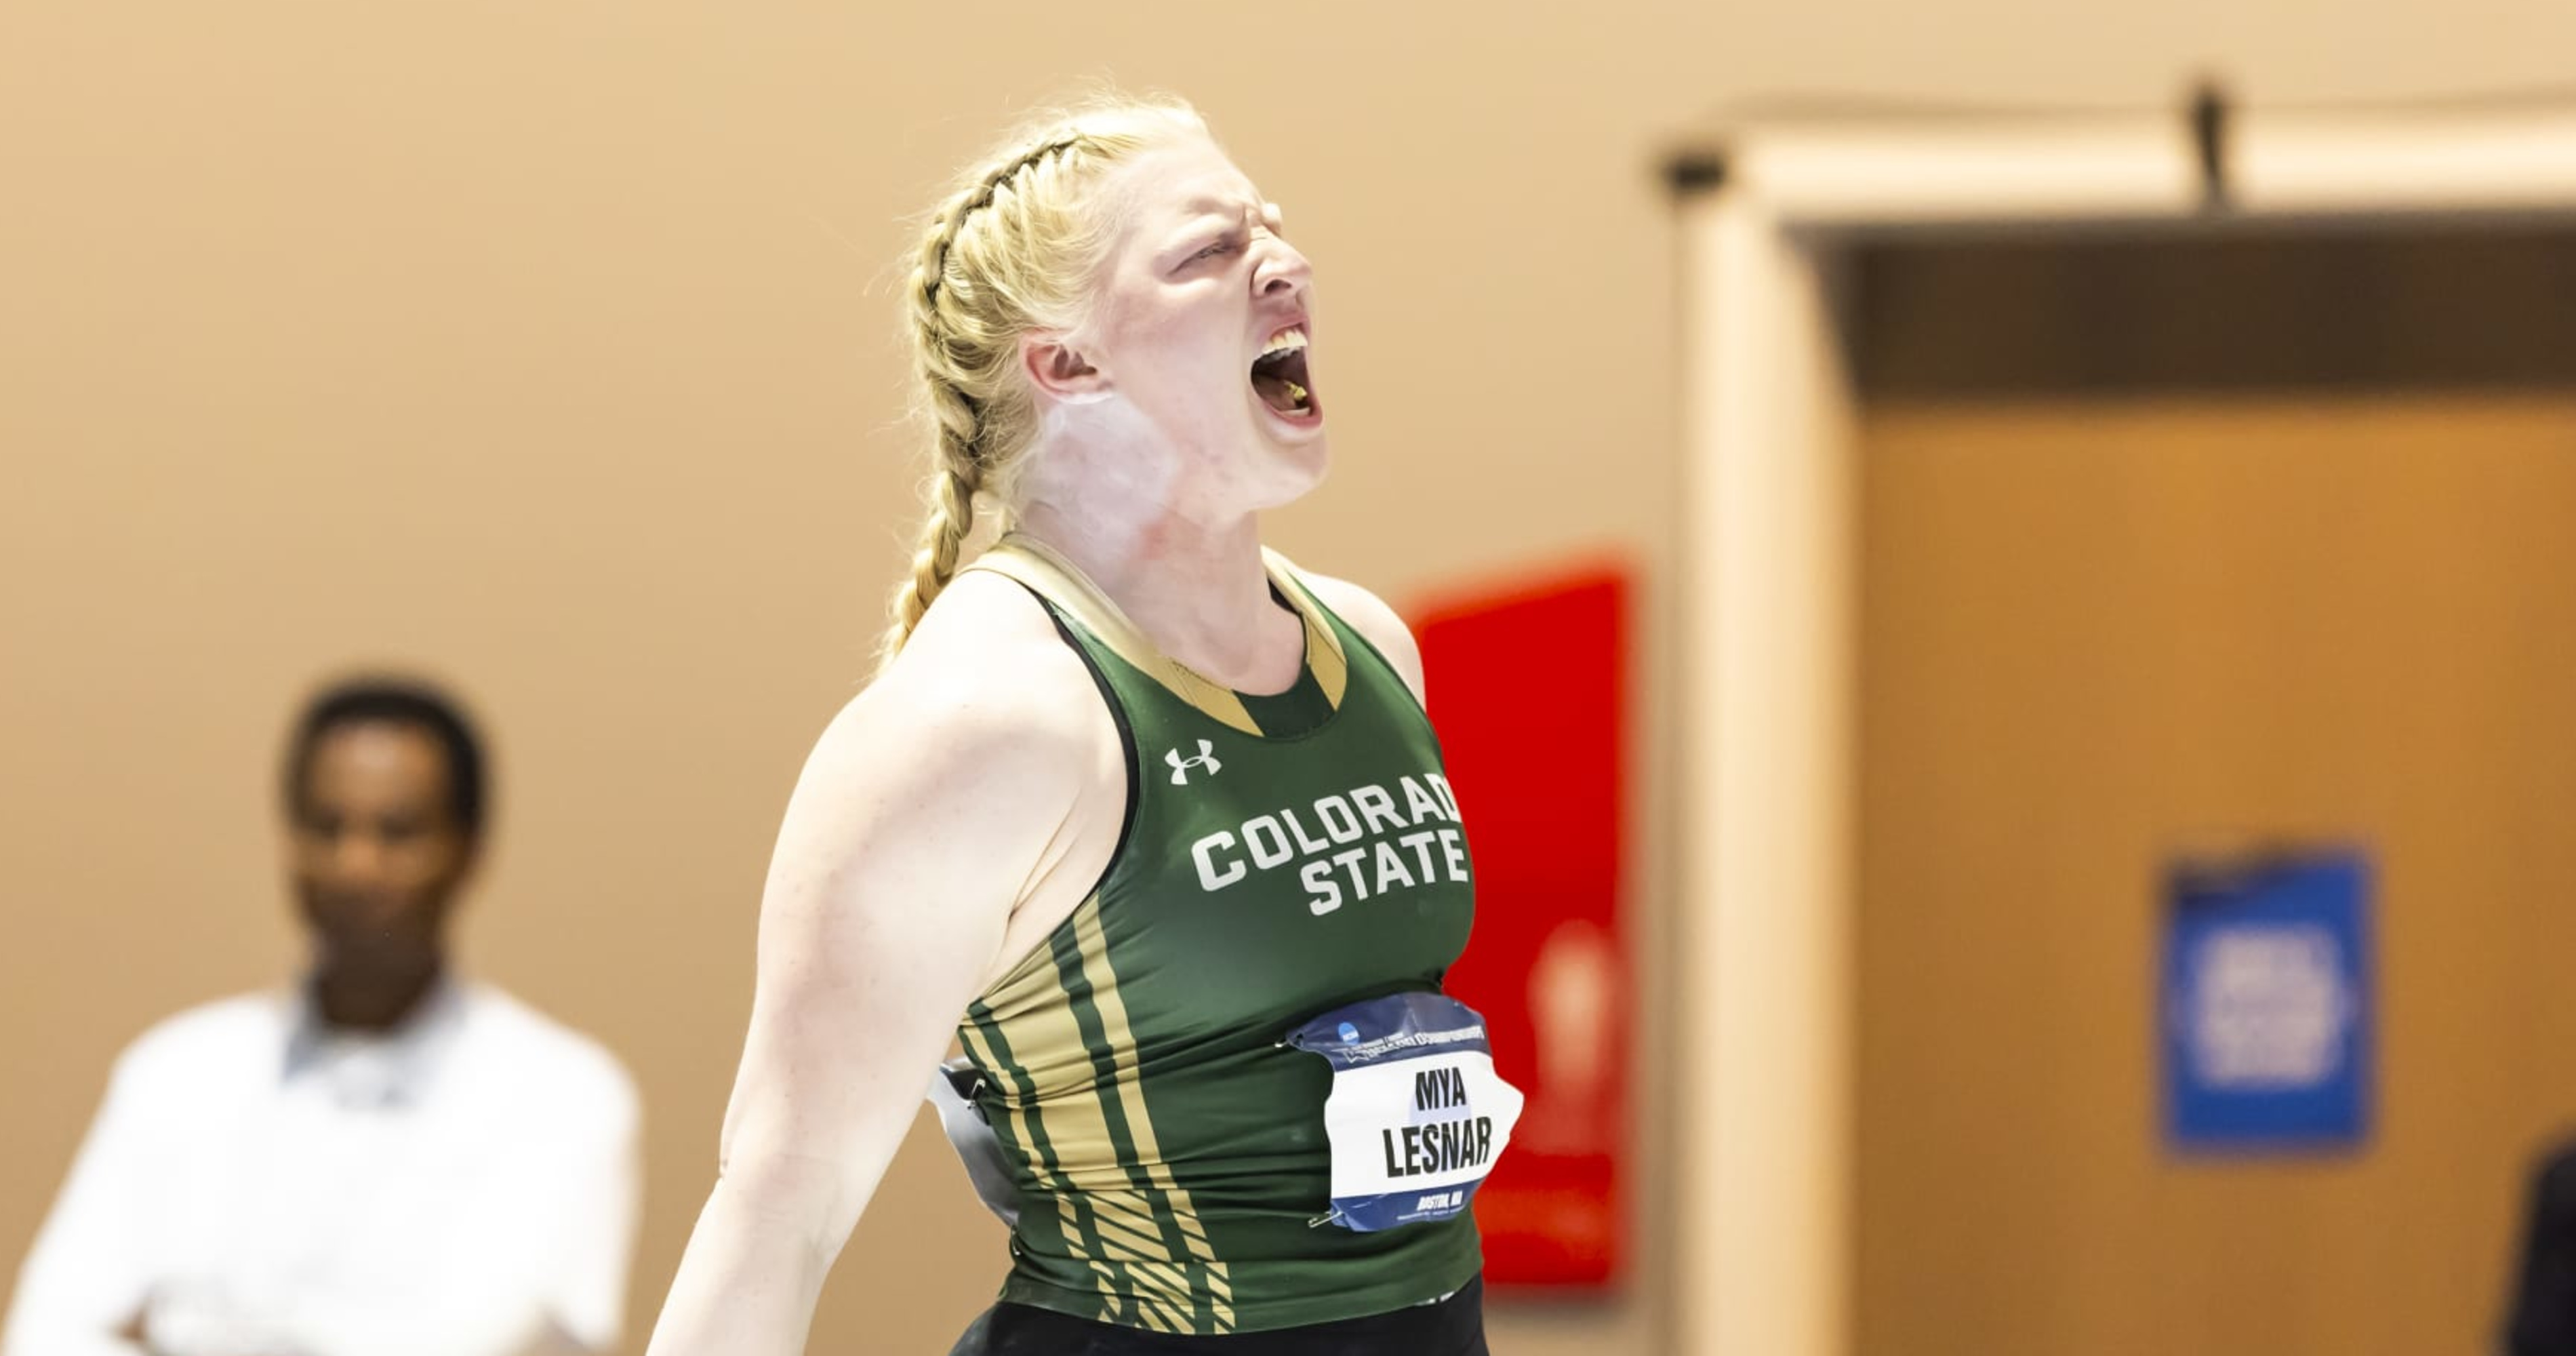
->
xmin=1166 ymin=740 xmax=1222 ymax=784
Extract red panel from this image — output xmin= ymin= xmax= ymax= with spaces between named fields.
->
xmin=1413 ymin=562 xmax=1630 ymax=1292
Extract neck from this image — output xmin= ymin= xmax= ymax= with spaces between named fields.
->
xmin=1013 ymin=403 xmax=1312 ymax=690
xmin=1015 ymin=496 xmax=1295 ymax=692
xmin=311 ymin=957 xmax=445 ymax=1035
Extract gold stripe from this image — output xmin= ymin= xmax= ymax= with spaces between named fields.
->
xmin=1125 ymin=1278 xmax=1189 ymax=1311
xmin=1135 ymin=1260 xmax=1193 ymax=1296
xmin=1115 ymin=1259 xmax=1192 ymax=1312
xmin=1118 ymin=1279 xmax=1191 ymax=1334
xmin=957 ymin=1016 xmax=1127 ymax=1316
xmin=1262 ymin=547 xmax=1350 ymax=709
xmin=973 ymin=885 xmax=1264 ymax=1335
xmin=969 ymin=969 xmax=1111 ymax=1172
xmin=976 ymin=900 xmax=1229 ymax=1330
xmin=1070 ymin=904 xmax=1239 ymax=1319
xmin=1099 ymin=1239 xmax=1182 ymax=1287
xmin=1093 ymin=1212 xmax=1166 ymax=1258
xmin=965 ymin=536 xmax=1262 ymax=734
xmin=1305 ymin=608 xmax=1348 ymax=706
xmin=1073 ymin=1172 xmax=1191 ymax=1309
xmin=1088 ymin=1192 xmax=1161 ymax=1239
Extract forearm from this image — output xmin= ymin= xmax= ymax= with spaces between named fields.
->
xmin=1 ymin=1233 xmax=151 ymax=1356
xmin=642 ymin=1170 xmax=846 ymax=1356
xmin=0 ymin=1301 xmax=148 ymax=1356
xmin=0 ymin=1326 xmax=145 ymax=1356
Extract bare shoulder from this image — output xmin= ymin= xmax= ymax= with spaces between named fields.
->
xmin=832 ymin=570 xmax=1111 ymax=773
xmin=775 ymin=570 xmax=1123 ymax=987
xmin=1290 ymin=567 xmax=1427 ymax=705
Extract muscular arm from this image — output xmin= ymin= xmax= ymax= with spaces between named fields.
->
xmin=643 ymin=582 xmax=1115 ymax=1356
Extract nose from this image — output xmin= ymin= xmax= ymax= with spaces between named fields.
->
xmin=1251 ymin=235 xmax=1310 ymax=300
xmin=329 ymin=829 xmax=388 ymax=882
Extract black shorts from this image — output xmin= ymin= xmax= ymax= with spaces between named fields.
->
xmin=946 ymin=1275 xmax=1488 ymax=1356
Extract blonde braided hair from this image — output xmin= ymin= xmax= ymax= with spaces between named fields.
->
xmin=878 ymin=96 xmax=1207 ymax=673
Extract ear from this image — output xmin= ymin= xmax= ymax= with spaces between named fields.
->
xmin=1021 ymin=333 xmax=1110 ymax=403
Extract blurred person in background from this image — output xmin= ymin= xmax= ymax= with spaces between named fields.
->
xmin=2 ymin=676 xmax=642 ymax=1356
xmin=2505 ymin=1136 xmax=2576 ymax=1355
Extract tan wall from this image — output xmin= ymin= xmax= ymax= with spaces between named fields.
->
xmin=10 ymin=1 xmax=2576 ymax=1352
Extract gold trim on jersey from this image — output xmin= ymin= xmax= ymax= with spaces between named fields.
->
xmin=1259 ymin=550 xmax=1350 ymax=710
xmin=971 ymin=893 xmax=1239 ymax=1334
xmin=1070 ymin=900 xmax=1239 ymax=1330
xmin=963 ymin=533 xmax=1347 ymax=736
xmin=953 ymin=1016 xmax=1127 ymax=1326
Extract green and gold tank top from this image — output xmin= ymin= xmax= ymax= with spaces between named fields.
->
xmin=952 ymin=534 xmax=1483 ymax=1336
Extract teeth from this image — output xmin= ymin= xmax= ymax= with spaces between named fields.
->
xmin=1261 ymin=327 xmax=1308 ymax=357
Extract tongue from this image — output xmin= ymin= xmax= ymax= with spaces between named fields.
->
xmin=1253 ymin=373 xmax=1301 ymax=414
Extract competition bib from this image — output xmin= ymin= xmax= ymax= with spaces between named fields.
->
xmin=1285 ymin=991 xmax=1525 ymax=1232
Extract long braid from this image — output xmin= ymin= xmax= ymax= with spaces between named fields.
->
xmin=872 ymin=98 xmax=1207 ymax=674
xmin=877 ymin=140 xmax=1081 ymax=671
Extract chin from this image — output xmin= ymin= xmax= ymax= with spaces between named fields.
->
xmin=1251 ymin=437 xmax=1330 ymax=509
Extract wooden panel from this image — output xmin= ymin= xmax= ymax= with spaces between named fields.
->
xmin=1855 ymin=228 xmax=2576 ymax=399
xmin=1858 ymin=394 xmax=2576 ymax=1356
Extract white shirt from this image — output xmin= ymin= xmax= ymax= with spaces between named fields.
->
xmin=3 ymin=981 xmax=641 ymax=1356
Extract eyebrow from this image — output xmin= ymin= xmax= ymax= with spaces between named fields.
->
xmin=1177 ymin=195 xmax=1263 ymax=222
xmin=1159 ymin=197 xmax=1278 ymax=261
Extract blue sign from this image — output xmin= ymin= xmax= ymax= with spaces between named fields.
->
xmin=2162 ymin=850 xmax=2371 ymax=1153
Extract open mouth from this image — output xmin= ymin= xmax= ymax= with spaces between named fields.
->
xmin=1249 ymin=325 xmax=1317 ymax=419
